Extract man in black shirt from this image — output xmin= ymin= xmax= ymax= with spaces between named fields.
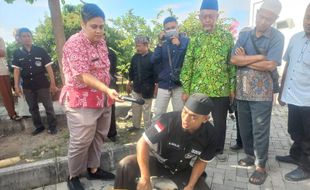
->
xmin=126 ymin=36 xmax=157 ymax=130
xmin=114 ymin=93 xmax=217 ymax=190
xmin=12 ymin=28 xmax=58 ymax=135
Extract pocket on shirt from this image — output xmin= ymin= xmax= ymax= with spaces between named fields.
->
xmin=303 ymin=51 xmax=310 ymax=66
xmin=90 ymin=59 xmax=104 ymax=69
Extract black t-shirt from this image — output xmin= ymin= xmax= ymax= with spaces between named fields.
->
xmin=143 ymin=111 xmax=218 ymax=173
xmin=12 ymin=45 xmax=51 ymax=90
xmin=128 ymin=51 xmax=156 ymax=98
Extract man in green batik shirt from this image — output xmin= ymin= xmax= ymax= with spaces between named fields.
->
xmin=180 ymin=0 xmax=236 ymax=162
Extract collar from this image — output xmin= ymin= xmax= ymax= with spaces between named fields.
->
xmin=21 ymin=45 xmax=33 ymax=53
xmin=302 ymin=32 xmax=310 ymax=40
xmin=252 ymin=27 xmax=272 ymax=39
xmin=79 ymin=31 xmax=104 ymax=47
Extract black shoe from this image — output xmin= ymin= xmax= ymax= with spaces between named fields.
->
xmin=32 ymin=127 xmax=45 ymax=136
xmin=10 ymin=115 xmax=22 ymax=121
xmin=108 ymin=136 xmax=117 ymax=142
xmin=275 ymin=155 xmax=299 ymax=165
xmin=87 ymin=168 xmax=115 ymax=180
xmin=230 ymin=144 xmax=243 ymax=151
xmin=285 ymin=167 xmax=310 ymax=181
xmin=67 ymin=176 xmax=84 ymax=190
xmin=48 ymin=127 xmax=57 ymax=135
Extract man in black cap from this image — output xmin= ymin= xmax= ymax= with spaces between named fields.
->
xmin=181 ymin=0 xmax=235 ymax=162
xmin=114 ymin=93 xmax=217 ymax=190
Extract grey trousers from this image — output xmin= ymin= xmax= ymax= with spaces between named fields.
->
xmin=131 ymin=91 xmax=153 ymax=129
xmin=237 ymin=100 xmax=273 ymax=167
xmin=65 ymin=105 xmax=111 ymax=177
xmin=152 ymin=87 xmax=184 ymax=122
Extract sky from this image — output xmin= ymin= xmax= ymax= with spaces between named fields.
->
xmin=0 ymin=0 xmax=250 ymax=43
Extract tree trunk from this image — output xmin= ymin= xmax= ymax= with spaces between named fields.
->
xmin=48 ymin=0 xmax=65 ymax=85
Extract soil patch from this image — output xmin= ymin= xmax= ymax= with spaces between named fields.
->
xmin=0 ymin=118 xmax=143 ymax=166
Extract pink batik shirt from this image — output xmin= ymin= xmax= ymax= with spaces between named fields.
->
xmin=59 ymin=31 xmax=112 ymax=108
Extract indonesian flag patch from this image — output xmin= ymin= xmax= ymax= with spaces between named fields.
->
xmin=154 ymin=121 xmax=165 ymax=133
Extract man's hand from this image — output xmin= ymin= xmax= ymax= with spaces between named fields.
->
xmin=50 ymin=84 xmax=59 ymax=96
xmin=182 ymin=93 xmax=189 ymax=103
xmin=171 ymin=36 xmax=180 ymax=46
xmin=277 ymin=95 xmax=286 ymax=106
xmin=158 ymin=31 xmax=165 ymax=45
xmin=107 ymin=88 xmax=123 ymax=102
xmin=235 ymin=47 xmax=246 ymax=56
xmin=184 ymin=185 xmax=194 ymax=190
xmin=137 ymin=177 xmax=152 ymax=190
xmin=126 ymin=82 xmax=132 ymax=95
xmin=14 ymin=86 xmax=23 ymax=97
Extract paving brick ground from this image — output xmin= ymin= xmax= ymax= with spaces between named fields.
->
xmin=2 ymin=103 xmax=309 ymax=190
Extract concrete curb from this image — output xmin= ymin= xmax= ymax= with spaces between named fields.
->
xmin=0 ymin=144 xmax=136 ymax=190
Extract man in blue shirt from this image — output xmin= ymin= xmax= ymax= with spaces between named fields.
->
xmin=151 ymin=17 xmax=189 ymax=122
xmin=276 ymin=4 xmax=310 ymax=182
xmin=230 ymin=0 xmax=284 ymax=185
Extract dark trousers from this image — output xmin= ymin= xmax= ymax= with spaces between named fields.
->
xmin=288 ymin=104 xmax=310 ymax=172
xmin=24 ymin=88 xmax=57 ymax=129
xmin=210 ymin=97 xmax=230 ymax=154
xmin=107 ymin=104 xmax=117 ymax=138
xmin=114 ymin=155 xmax=209 ymax=190
xmin=237 ymin=100 xmax=272 ymax=168
xmin=235 ymin=110 xmax=243 ymax=146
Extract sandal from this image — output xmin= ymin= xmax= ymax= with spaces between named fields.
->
xmin=249 ymin=170 xmax=267 ymax=185
xmin=10 ymin=115 xmax=22 ymax=121
xmin=238 ymin=157 xmax=255 ymax=166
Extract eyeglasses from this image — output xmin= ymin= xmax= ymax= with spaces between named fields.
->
xmin=199 ymin=13 xmax=218 ymax=21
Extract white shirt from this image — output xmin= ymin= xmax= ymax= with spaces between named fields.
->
xmin=281 ymin=32 xmax=310 ymax=106
xmin=0 ymin=37 xmax=9 ymax=76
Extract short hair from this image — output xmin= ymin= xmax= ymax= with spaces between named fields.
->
xmin=18 ymin=27 xmax=32 ymax=37
xmin=81 ymin=3 xmax=105 ymax=23
xmin=163 ymin=16 xmax=177 ymax=26
xmin=135 ymin=36 xmax=150 ymax=45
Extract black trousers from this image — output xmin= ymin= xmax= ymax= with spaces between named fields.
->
xmin=288 ymin=104 xmax=310 ymax=172
xmin=235 ymin=110 xmax=243 ymax=146
xmin=210 ymin=97 xmax=230 ymax=154
xmin=114 ymin=155 xmax=209 ymax=190
xmin=107 ymin=104 xmax=117 ymax=138
xmin=23 ymin=88 xmax=57 ymax=129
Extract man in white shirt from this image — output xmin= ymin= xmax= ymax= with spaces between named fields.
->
xmin=276 ymin=3 xmax=310 ymax=182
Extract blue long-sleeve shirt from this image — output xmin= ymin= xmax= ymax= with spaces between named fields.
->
xmin=151 ymin=35 xmax=189 ymax=90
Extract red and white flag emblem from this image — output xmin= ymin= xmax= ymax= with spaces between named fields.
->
xmin=154 ymin=122 xmax=165 ymax=133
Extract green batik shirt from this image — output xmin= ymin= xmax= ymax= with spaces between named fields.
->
xmin=180 ymin=27 xmax=236 ymax=97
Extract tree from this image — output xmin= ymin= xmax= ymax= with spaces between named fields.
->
xmin=109 ymin=9 xmax=153 ymax=77
xmin=48 ymin=0 xmax=65 ymax=84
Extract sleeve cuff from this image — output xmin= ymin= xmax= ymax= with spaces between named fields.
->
xmin=12 ymin=65 xmax=20 ymax=69
xmin=199 ymin=157 xmax=215 ymax=163
xmin=45 ymin=62 xmax=54 ymax=67
xmin=142 ymin=133 xmax=153 ymax=146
